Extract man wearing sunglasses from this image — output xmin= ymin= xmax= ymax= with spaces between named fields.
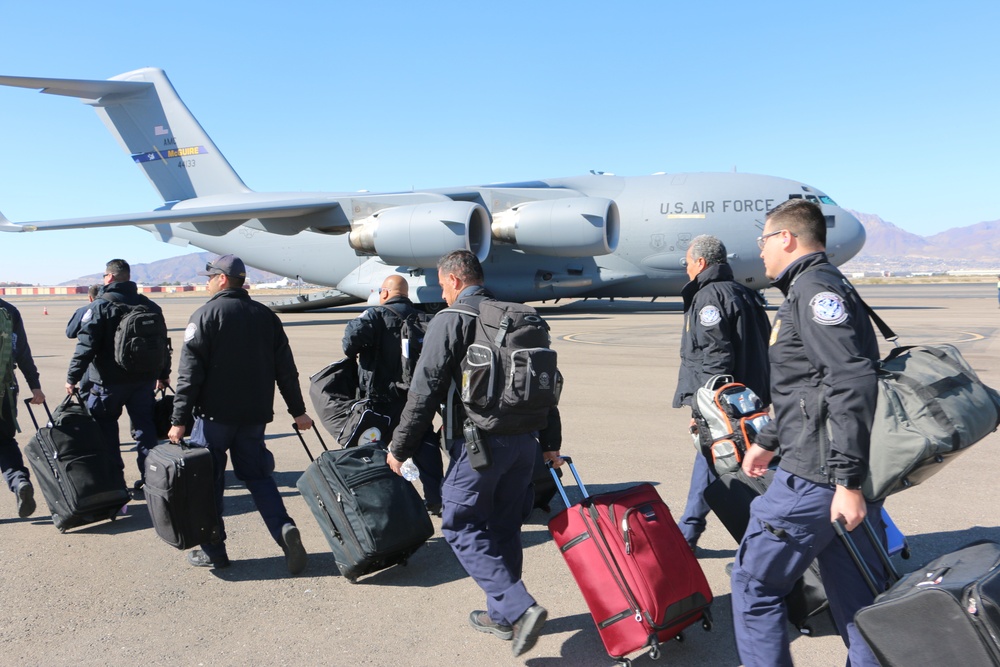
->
xmin=65 ymin=259 xmax=170 ymax=492
xmin=168 ymin=254 xmax=313 ymax=574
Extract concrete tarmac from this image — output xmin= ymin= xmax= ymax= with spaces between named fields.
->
xmin=0 ymin=282 xmax=998 ymax=666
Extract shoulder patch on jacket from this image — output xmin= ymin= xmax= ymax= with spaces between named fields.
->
xmin=698 ymin=305 xmax=722 ymax=327
xmin=82 ymin=309 xmax=93 ymax=324
xmin=184 ymin=322 xmax=198 ymax=343
xmin=809 ymin=292 xmax=848 ymax=325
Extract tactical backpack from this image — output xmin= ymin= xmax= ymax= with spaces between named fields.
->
xmin=448 ymin=300 xmax=561 ymax=435
xmin=102 ymin=298 xmax=169 ymax=377
xmin=692 ymin=374 xmax=771 ymax=476
xmin=379 ymin=304 xmax=429 ymax=392
xmin=0 ymin=307 xmax=15 ymax=415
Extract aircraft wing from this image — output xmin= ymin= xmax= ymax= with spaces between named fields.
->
xmin=0 ymin=197 xmax=346 ymax=236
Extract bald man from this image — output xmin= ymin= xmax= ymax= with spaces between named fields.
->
xmin=342 ymin=275 xmax=443 ymax=514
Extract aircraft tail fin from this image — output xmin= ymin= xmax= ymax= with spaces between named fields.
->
xmin=0 ymin=68 xmax=249 ymax=202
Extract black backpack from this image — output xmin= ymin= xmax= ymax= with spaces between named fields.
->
xmin=102 ymin=297 xmax=169 ymax=377
xmin=379 ymin=304 xmax=429 ymax=392
xmin=447 ymin=300 xmax=561 ymax=435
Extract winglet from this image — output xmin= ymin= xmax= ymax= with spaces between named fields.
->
xmin=0 ymin=210 xmax=32 ymax=233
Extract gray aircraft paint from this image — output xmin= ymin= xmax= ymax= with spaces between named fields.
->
xmin=0 ymin=68 xmax=865 ymax=308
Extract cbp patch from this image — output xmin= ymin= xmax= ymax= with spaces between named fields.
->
xmin=81 ymin=309 xmax=93 ymax=324
xmin=184 ymin=322 xmax=198 ymax=343
xmin=769 ymin=319 xmax=781 ymax=346
xmin=698 ymin=305 xmax=722 ymax=327
xmin=810 ymin=292 xmax=849 ymax=325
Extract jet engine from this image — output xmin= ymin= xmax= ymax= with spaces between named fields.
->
xmin=348 ymin=201 xmax=491 ymax=267
xmin=490 ymin=197 xmax=620 ymax=257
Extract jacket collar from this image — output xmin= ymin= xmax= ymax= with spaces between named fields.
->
xmin=208 ymin=288 xmax=250 ymax=302
xmin=681 ymin=262 xmax=734 ymax=310
xmin=102 ymin=281 xmax=138 ymax=299
xmin=771 ymin=251 xmax=829 ymax=295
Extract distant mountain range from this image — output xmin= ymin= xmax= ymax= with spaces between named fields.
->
xmin=842 ymin=210 xmax=1000 ymax=273
xmin=57 ymin=213 xmax=999 ymax=286
xmin=60 ymin=251 xmax=284 ymax=287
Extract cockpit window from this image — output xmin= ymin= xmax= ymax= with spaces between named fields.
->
xmin=805 ymin=195 xmax=819 ymax=203
xmin=788 ymin=194 xmax=802 ymax=199
xmin=819 ymin=195 xmax=837 ymax=205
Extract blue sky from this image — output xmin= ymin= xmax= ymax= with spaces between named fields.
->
xmin=1 ymin=1 xmax=997 ymax=284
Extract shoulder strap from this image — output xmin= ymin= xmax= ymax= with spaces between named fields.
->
xmin=441 ymin=304 xmax=479 ymax=317
xmin=791 ymin=264 xmax=897 ymax=343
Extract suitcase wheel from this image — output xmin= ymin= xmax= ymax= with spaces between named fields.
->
xmin=797 ymin=624 xmax=813 ymax=636
xmin=614 ymin=659 xmax=632 ymax=667
xmin=701 ymin=608 xmax=713 ymax=632
xmin=673 ymin=632 xmax=683 ymax=643
xmin=902 ymin=546 xmax=911 ymax=559
xmin=52 ymin=514 xmax=67 ymax=534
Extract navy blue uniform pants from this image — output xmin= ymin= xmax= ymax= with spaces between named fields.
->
xmin=87 ymin=381 xmax=158 ymax=481
xmin=731 ymin=469 xmax=886 ymax=667
xmin=441 ymin=433 xmax=537 ymax=626
xmin=678 ymin=451 xmax=714 ymax=548
xmin=189 ymin=418 xmax=293 ymax=559
xmin=0 ymin=396 xmax=28 ymax=492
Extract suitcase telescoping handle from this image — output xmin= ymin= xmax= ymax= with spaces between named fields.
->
xmin=292 ymin=423 xmax=328 ymax=462
xmin=546 ymin=456 xmax=589 ymax=508
xmin=22 ymin=398 xmax=54 ymax=431
xmin=832 ymin=517 xmax=901 ymax=596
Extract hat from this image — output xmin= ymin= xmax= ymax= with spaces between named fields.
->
xmin=198 ymin=254 xmax=246 ymax=278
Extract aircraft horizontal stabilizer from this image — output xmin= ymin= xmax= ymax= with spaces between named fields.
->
xmin=0 ymin=74 xmax=148 ymax=100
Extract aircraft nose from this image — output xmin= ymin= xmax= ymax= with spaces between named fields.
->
xmin=826 ymin=207 xmax=866 ymax=263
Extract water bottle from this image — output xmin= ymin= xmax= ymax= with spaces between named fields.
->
xmin=400 ymin=458 xmax=420 ymax=482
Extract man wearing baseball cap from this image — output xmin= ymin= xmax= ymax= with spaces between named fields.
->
xmin=169 ymin=254 xmax=314 ymax=574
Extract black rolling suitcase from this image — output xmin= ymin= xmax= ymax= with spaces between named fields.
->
xmin=294 ymin=426 xmax=434 ymax=583
xmin=838 ymin=521 xmax=1000 ymax=666
xmin=704 ymin=469 xmax=831 ymax=633
xmin=22 ymin=395 xmax=130 ymax=532
xmin=144 ymin=442 xmax=221 ymax=549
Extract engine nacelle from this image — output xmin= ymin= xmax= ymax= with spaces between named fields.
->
xmin=348 ymin=201 xmax=491 ymax=267
xmin=491 ymin=197 xmax=620 ymax=257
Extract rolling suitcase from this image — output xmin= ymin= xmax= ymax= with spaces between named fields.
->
xmin=22 ymin=395 xmax=130 ymax=532
xmin=705 ymin=468 xmax=831 ymax=633
xmin=548 ymin=457 xmax=713 ymax=665
xmin=838 ymin=520 xmax=1000 ymax=666
xmin=704 ymin=469 xmax=911 ymax=633
xmin=294 ymin=426 xmax=433 ymax=583
xmin=144 ymin=441 xmax=221 ymax=549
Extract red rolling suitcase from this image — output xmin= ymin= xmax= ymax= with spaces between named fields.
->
xmin=547 ymin=457 xmax=713 ymax=665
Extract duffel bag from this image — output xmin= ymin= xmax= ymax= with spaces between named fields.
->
xmin=864 ymin=342 xmax=1000 ymax=501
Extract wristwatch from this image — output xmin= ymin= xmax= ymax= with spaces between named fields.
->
xmin=831 ymin=476 xmax=863 ymax=490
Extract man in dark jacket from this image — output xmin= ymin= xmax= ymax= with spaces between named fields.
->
xmin=65 ymin=260 xmax=169 ymax=489
xmin=168 ymin=255 xmax=312 ymax=575
xmin=0 ymin=299 xmax=45 ymax=518
xmin=732 ymin=200 xmax=885 ymax=667
xmin=387 ymin=250 xmax=560 ymax=658
xmin=65 ymin=284 xmax=101 ymax=395
xmin=342 ymin=274 xmax=443 ymax=513
xmin=673 ymin=234 xmax=771 ymax=549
